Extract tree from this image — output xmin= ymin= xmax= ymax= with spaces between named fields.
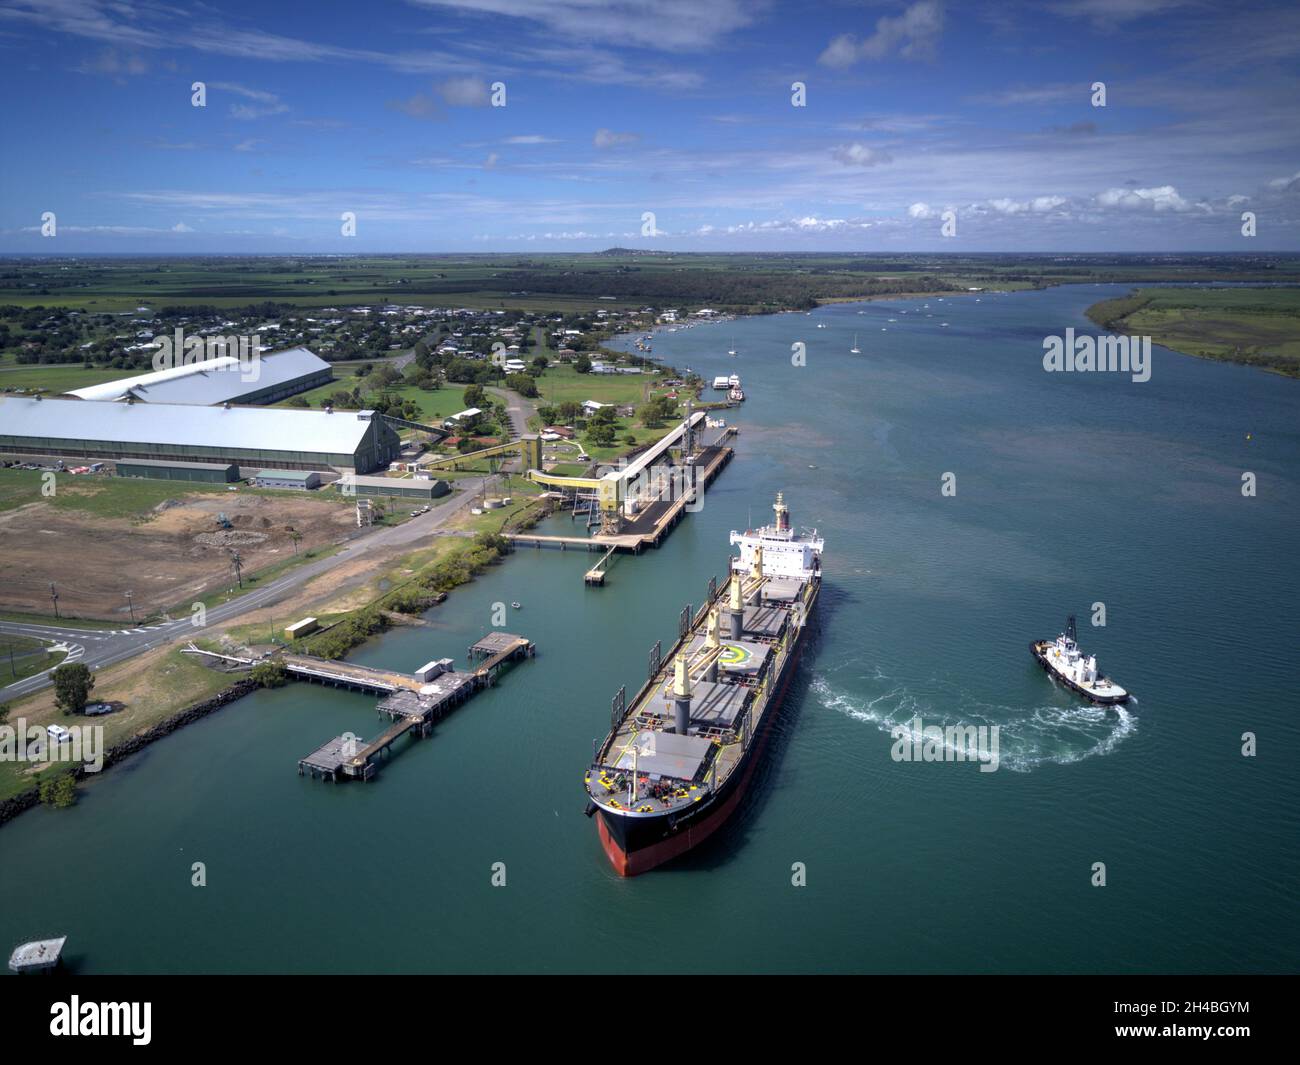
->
xmin=250 ymin=660 xmax=288 ymax=688
xmin=52 ymin=662 xmax=94 ymax=715
xmin=463 ymin=383 xmax=487 ymax=409
xmin=505 ymin=372 xmax=538 ymax=398
xmin=530 ymin=354 xmax=549 ymax=372
xmin=575 ymin=354 xmax=592 ymax=374
xmin=39 ymin=772 xmax=78 ymax=808
xmin=587 ymin=422 xmax=615 ymax=447
xmin=0 ymin=701 xmax=9 ymax=726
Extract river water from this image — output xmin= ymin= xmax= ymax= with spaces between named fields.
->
xmin=2 ymin=284 xmax=1297 ymax=973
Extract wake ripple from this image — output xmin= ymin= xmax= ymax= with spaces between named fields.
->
xmin=811 ymin=671 xmax=1137 ymax=772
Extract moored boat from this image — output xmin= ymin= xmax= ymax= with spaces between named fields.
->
xmin=9 ymin=936 xmax=67 ymax=973
xmin=585 ymin=493 xmax=823 ymax=874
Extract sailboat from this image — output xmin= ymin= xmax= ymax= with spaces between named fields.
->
xmin=850 ymin=333 xmax=861 ymax=354
xmin=727 ymin=336 xmax=737 ymax=357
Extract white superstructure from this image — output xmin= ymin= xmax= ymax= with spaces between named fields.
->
xmin=729 ymin=492 xmax=823 ymax=582
xmin=1035 ymin=618 xmax=1128 ymax=703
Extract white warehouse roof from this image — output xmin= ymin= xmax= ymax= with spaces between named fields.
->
xmin=0 ymin=396 xmax=379 ymax=454
xmin=66 ymin=346 xmax=331 ymax=405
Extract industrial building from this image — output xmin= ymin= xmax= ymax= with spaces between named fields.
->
xmin=0 ymin=397 xmax=401 ymax=473
xmin=255 ymin=469 xmax=322 ymax=491
xmin=338 ymin=474 xmax=451 ymax=500
xmin=116 ymin=459 xmax=240 ymax=483
xmin=65 ymin=346 xmax=333 ymax=406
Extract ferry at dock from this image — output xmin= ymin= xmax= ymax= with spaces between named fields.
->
xmin=585 ymin=493 xmax=823 ymax=875
xmin=1031 ymin=616 xmax=1129 ymax=704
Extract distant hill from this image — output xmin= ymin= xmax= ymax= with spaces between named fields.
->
xmin=595 ymin=247 xmax=669 ymax=257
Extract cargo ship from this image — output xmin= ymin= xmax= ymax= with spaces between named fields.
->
xmin=1031 ymin=615 xmax=1129 ymax=705
xmin=585 ymin=492 xmax=823 ymax=875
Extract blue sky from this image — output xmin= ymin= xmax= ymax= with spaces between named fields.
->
xmin=1 ymin=0 xmax=1298 ymax=252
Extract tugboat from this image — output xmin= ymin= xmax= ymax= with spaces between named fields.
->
xmin=1031 ymin=616 xmax=1129 ymax=704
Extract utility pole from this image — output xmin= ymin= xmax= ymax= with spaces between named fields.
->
xmin=230 ymin=550 xmax=244 ymax=589
xmin=49 ymin=582 xmax=59 ymax=619
xmin=125 ymin=590 xmax=136 ymax=624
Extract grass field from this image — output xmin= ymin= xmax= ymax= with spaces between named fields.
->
xmin=0 ymin=634 xmax=67 ymax=685
xmin=0 ymin=363 xmax=138 ymax=393
xmin=1086 ymin=287 xmax=1300 ymax=377
xmin=275 ymin=370 xmax=470 ymax=422
xmin=0 ymin=645 xmax=234 ymax=803
xmin=533 ymin=363 xmax=660 ymax=408
xmin=0 ymin=468 xmax=352 ymax=519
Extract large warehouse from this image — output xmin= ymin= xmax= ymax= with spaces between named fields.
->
xmin=0 ymin=397 xmax=401 ymax=473
xmin=65 ymin=346 xmax=333 ymax=406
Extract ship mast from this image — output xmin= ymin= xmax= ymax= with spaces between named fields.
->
xmin=773 ymin=491 xmax=789 ymax=532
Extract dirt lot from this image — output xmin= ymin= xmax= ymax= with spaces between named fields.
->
xmin=0 ymin=490 xmax=356 ymax=619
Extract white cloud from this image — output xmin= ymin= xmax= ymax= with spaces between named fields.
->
xmin=987 ymin=195 xmax=1067 ymax=214
xmin=1095 ymin=185 xmax=1190 ymax=211
xmin=230 ymin=101 xmax=289 ymax=120
xmin=407 ymin=0 xmax=756 ymax=52
xmin=907 ymin=202 xmax=936 ymax=219
xmin=832 ymin=142 xmax=893 ymax=167
xmin=594 ymin=128 xmax=640 ymax=148
xmin=820 ymin=1 xmax=944 ymax=67
xmin=171 ymin=222 xmax=194 ymax=232
xmin=1050 ymin=0 xmax=1196 ymax=30
xmin=438 ymin=76 xmax=490 ymax=106
xmin=387 ymin=94 xmax=441 ymax=120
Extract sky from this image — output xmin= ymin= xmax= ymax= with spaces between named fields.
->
xmin=1 ymin=0 xmax=1298 ymax=253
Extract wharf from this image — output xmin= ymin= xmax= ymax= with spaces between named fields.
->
xmin=510 ymin=439 xmax=735 ymax=562
xmin=295 ymin=634 xmax=533 ymax=781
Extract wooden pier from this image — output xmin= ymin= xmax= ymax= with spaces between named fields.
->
xmin=468 ymin=631 xmax=536 ymax=683
xmin=295 ymin=634 xmax=533 ymax=781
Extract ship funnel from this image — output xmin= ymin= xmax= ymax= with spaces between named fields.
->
xmin=773 ymin=491 xmax=789 ymax=532
xmin=672 ymin=653 xmax=692 ymax=735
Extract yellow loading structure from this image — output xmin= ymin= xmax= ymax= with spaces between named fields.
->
xmin=422 ymin=434 xmax=542 ymax=472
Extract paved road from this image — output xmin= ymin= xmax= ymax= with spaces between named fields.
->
xmin=0 ymin=472 xmax=495 ymax=704
xmin=489 ymin=385 xmax=538 ymax=439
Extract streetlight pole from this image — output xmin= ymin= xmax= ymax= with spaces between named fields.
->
xmin=125 ymin=590 xmax=136 ymax=624
xmin=49 ymin=582 xmax=59 ymax=619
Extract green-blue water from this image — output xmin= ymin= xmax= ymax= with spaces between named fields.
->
xmin=2 ymin=285 xmax=1297 ymax=973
